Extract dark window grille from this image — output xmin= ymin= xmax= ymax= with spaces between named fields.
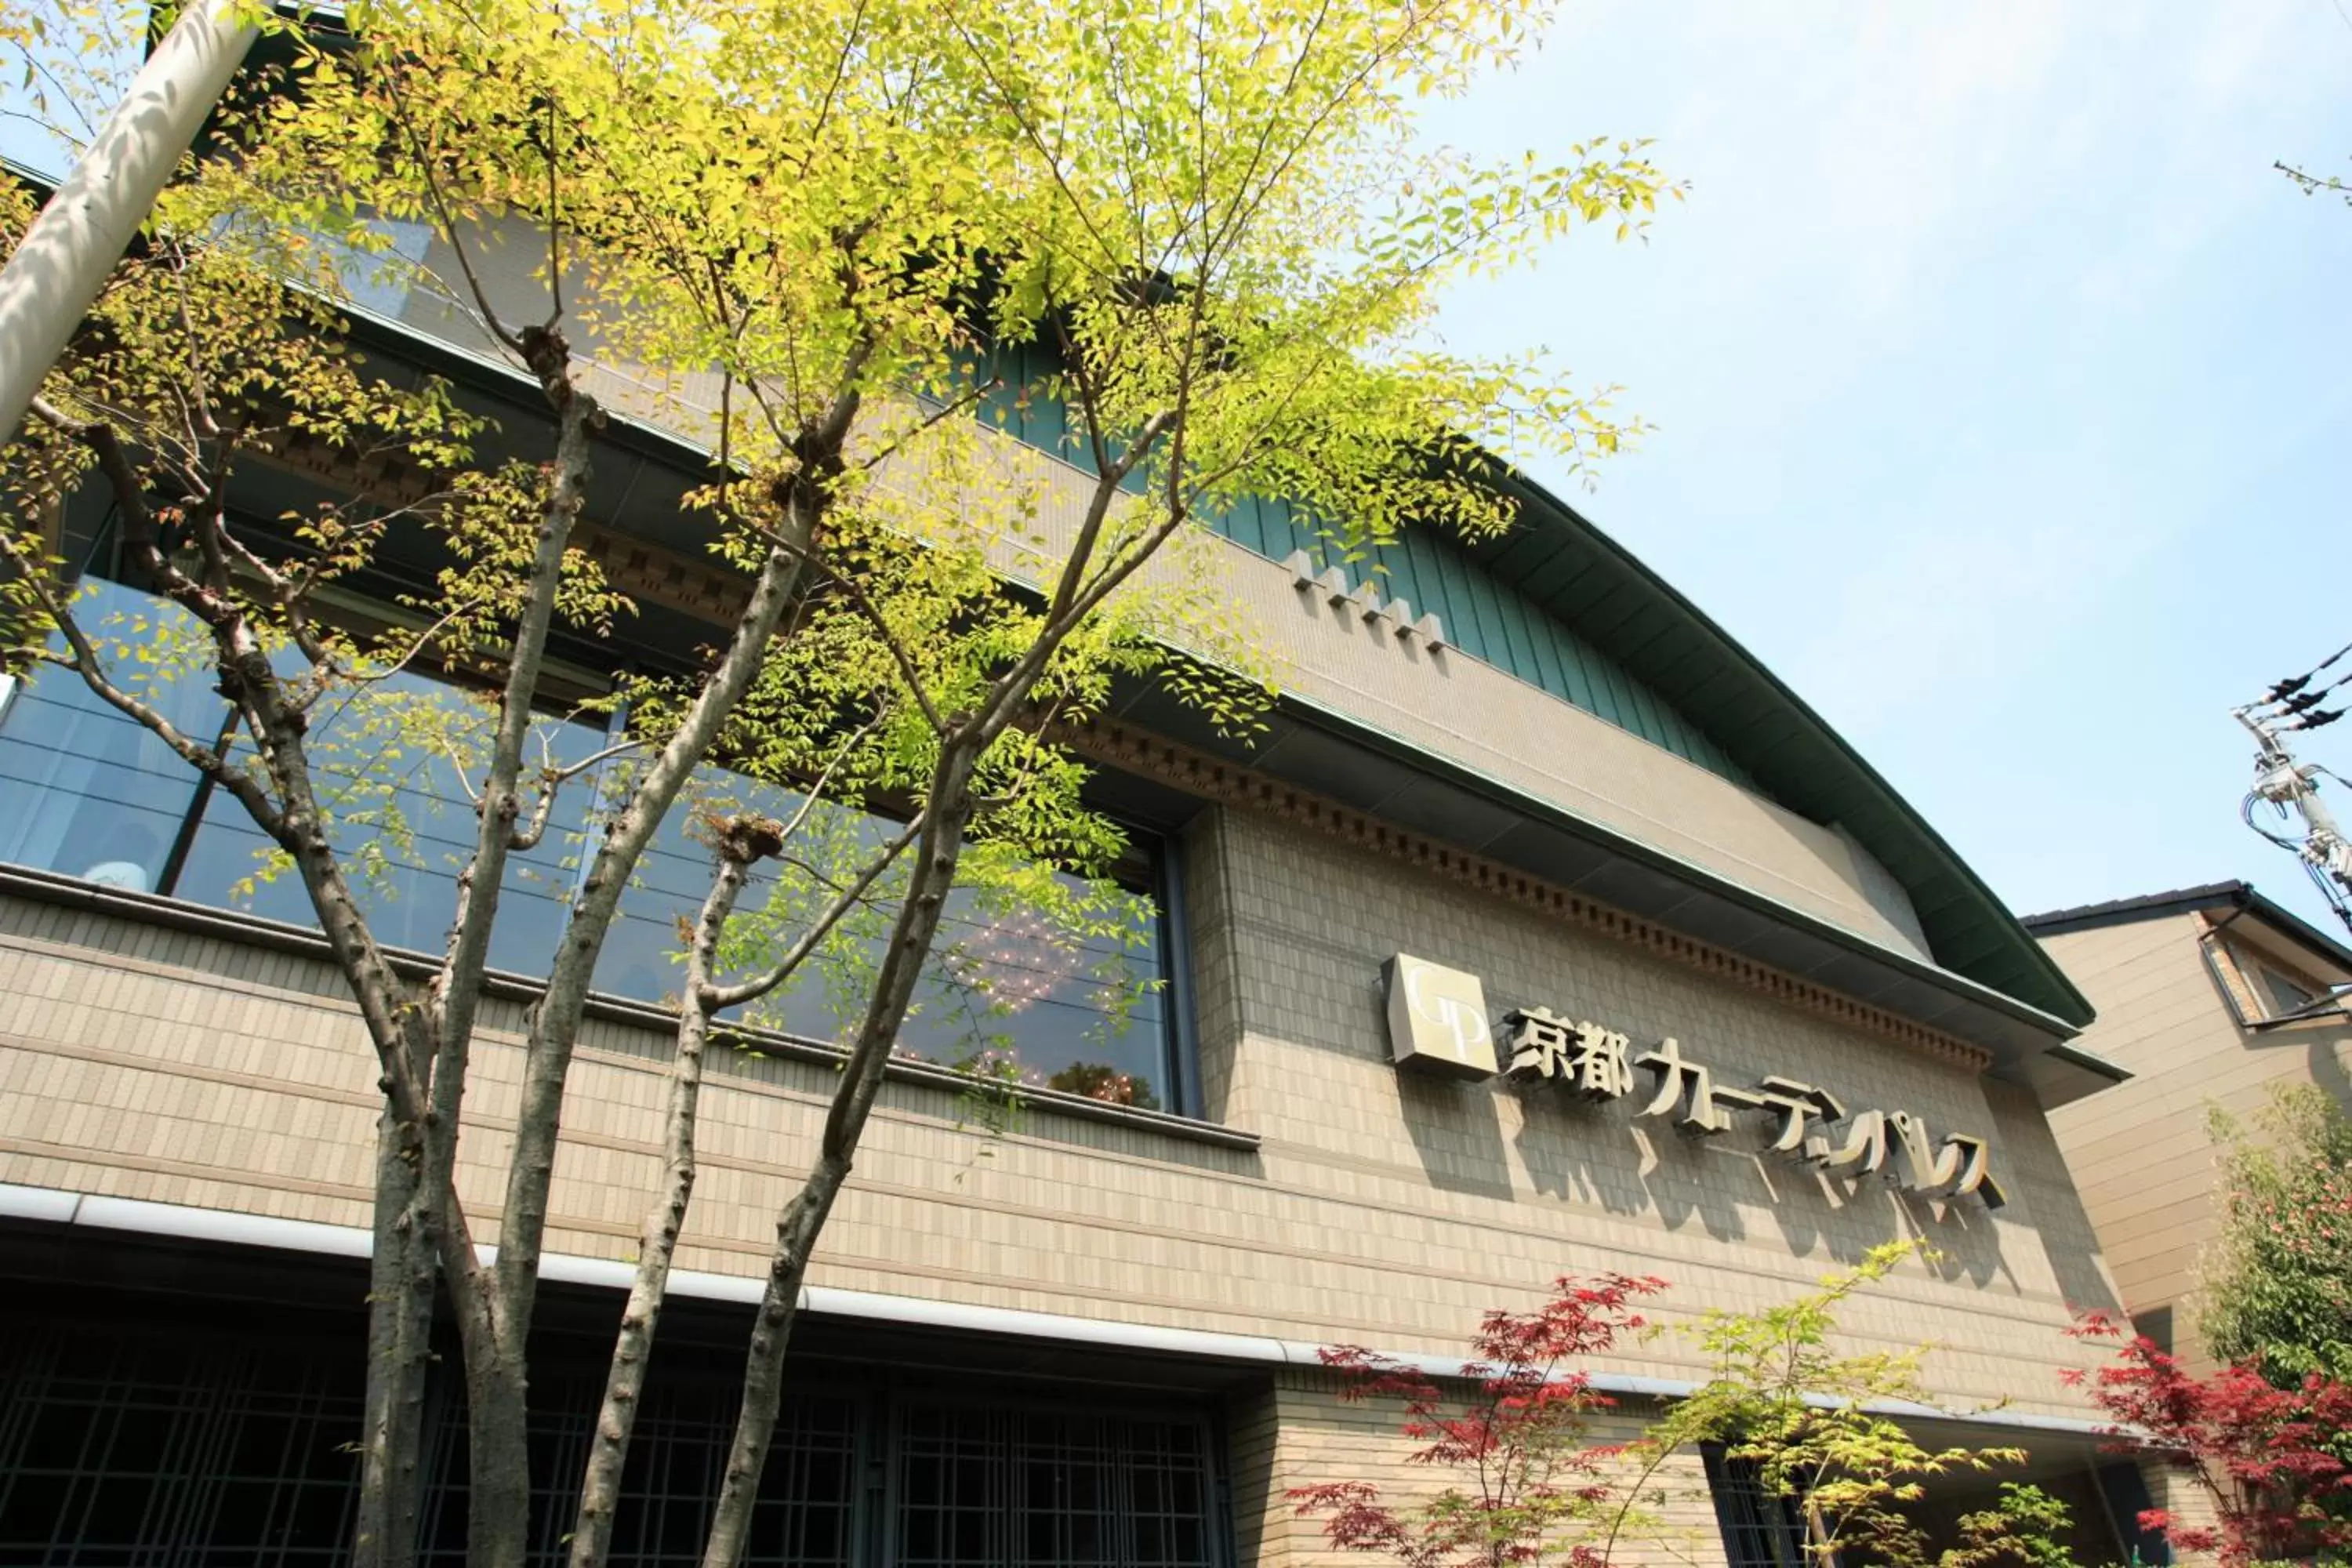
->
xmin=0 ymin=1321 xmax=361 ymax=1565
xmin=0 ymin=1305 xmax=1221 ymax=1566
xmin=1703 ymin=1443 xmax=1811 ymax=1568
xmin=416 ymin=1370 xmax=862 ymax=1566
xmin=891 ymin=1403 xmax=1216 ymax=1568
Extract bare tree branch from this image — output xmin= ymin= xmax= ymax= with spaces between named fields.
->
xmin=381 ymin=92 xmax=528 ymax=359
xmin=510 ymin=737 xmax=647 ymax=851
xmin=855 ymin=376 xmax=1002 ymax=474
xmin=1040 ymin=408 xmax=1172 ymax=629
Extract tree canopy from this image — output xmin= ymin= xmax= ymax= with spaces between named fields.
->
xmin=2201 ymin=1083 xmax=2352 ymax=1386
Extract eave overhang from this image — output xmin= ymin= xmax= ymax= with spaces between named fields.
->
xmin=2025 ymin=879 xmax=2352 ymax=988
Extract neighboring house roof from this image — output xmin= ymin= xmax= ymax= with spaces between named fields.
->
xmin=2024 ymin=879 xmax=2352 ymax=983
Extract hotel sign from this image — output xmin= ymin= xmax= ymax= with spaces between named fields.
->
xmin=1382 ymin=955 xmax=2006 ymax=1208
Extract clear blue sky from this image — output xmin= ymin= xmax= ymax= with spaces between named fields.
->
xmin=1417 ymin=2 xmax=2352 ymax=935
xmin=10 ymin=4 xmax=2351 ymax=936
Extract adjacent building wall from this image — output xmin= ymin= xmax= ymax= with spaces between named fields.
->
xmin=2041 ymin=911 xmax=2352 ymax=1371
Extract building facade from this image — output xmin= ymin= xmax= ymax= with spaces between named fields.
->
xmin=2031 ymin=881 xmax=2352 ymax=1371
xmin=0 ymin=172 xmax=2163 ymax=1565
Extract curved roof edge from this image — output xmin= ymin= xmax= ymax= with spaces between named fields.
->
xmin=336 ymin=297 xmax=2089 ymax=1029
xmin=1472 ymin=469 xmax=2093 ymax=1029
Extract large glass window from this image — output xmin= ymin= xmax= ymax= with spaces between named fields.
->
xmin=170 ymin=667 xmax=611 ymax=975
xmin=0 ymin=577 xmax=225 ymax=895
xmin=0 ymin=575 xmax=1185 ymax=1112
xmin=593 ymin=768 xmax=1173 ymax=1109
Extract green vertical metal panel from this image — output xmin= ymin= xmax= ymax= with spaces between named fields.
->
xmin=1205 ymin=503 xmax=1757 ymax=788
xmin=978 ymin=360 xmax=1759 ymax=789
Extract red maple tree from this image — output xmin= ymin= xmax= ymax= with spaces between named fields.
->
xmin=2063 ymin=1312 xmax=2352 ymax=1566
xmin=1289 ymin=1273 xmax=1667 ymax=1568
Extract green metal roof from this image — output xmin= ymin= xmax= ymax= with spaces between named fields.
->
xmin=1468 ymin=469 xmax=2094 ymax=1029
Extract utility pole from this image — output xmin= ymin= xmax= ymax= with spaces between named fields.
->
xmin=2233 ymin=663 xmax=2352 ymax=936
xmin=0 ymin=0 xmax=256 ymax=443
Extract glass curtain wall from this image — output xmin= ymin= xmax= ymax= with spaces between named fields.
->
xmin=0 ymin=576 xmax=1177 ymax=1110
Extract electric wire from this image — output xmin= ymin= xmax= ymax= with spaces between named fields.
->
xmin=2307 ymin=856 xmax=2352 ymax=928
xmin=2244 ymin=792 xmax=2304 ymax=850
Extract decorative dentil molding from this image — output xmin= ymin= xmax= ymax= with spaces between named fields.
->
xmin=1062 ymin=716 xmax=1996 ymax=1076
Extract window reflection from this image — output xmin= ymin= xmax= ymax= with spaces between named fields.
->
xmin=0 ymin=576 xmax=1178 ymax=1112
xmin=597 ymin=771 xmax=1170 ymax=1110
xmin=0 ymin=579 xmax=222 ymax=894
xmin=172 ymin=668 xmax=606 ymax=974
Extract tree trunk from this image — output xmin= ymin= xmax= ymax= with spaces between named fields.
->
xmin=463 ymin=1352 xmax=535 ymax=1568
xmin=697 ymin=1154 xmax=853 ymax=1568
xmin=700 ymin=749 xmax=980 ymax=1568
xmin=353 ymin=1109 xmax=432 ymax=1568
xmin=492 ymin=525 xmax=811 ymax=1366
xmin=567 ymin=833 xmax=757 ymax=1568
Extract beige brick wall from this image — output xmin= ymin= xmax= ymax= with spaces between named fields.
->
xmin=1240 ymin=1370 xmax=1723 ymax=1568
xmin=2042 ymin=912 xmax=2352 ymax=1371
xmin=1191 ymin=806 xmax=2119 ymax=1417
xmin=2140 ymin=1457 xmax=2223 ymax=1567
xmin=1166 ymin=538 xmax=1934 ymax=962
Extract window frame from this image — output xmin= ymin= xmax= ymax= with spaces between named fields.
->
xmin=2203 ymin=931 xmax=2344 ymax=1029
xmin=1701 ymin=1443 xmax=1813 ymax=1568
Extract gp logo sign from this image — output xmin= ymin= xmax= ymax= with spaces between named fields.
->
xmin=1384 ymin=954 xmax=1499 ymax=1080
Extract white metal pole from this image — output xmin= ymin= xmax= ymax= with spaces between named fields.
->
xmin=0 ymin=0 xmax=257 ymax=442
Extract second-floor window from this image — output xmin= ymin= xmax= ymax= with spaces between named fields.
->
xmin=0 ymin=575 xmax=1188 ymax=1115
